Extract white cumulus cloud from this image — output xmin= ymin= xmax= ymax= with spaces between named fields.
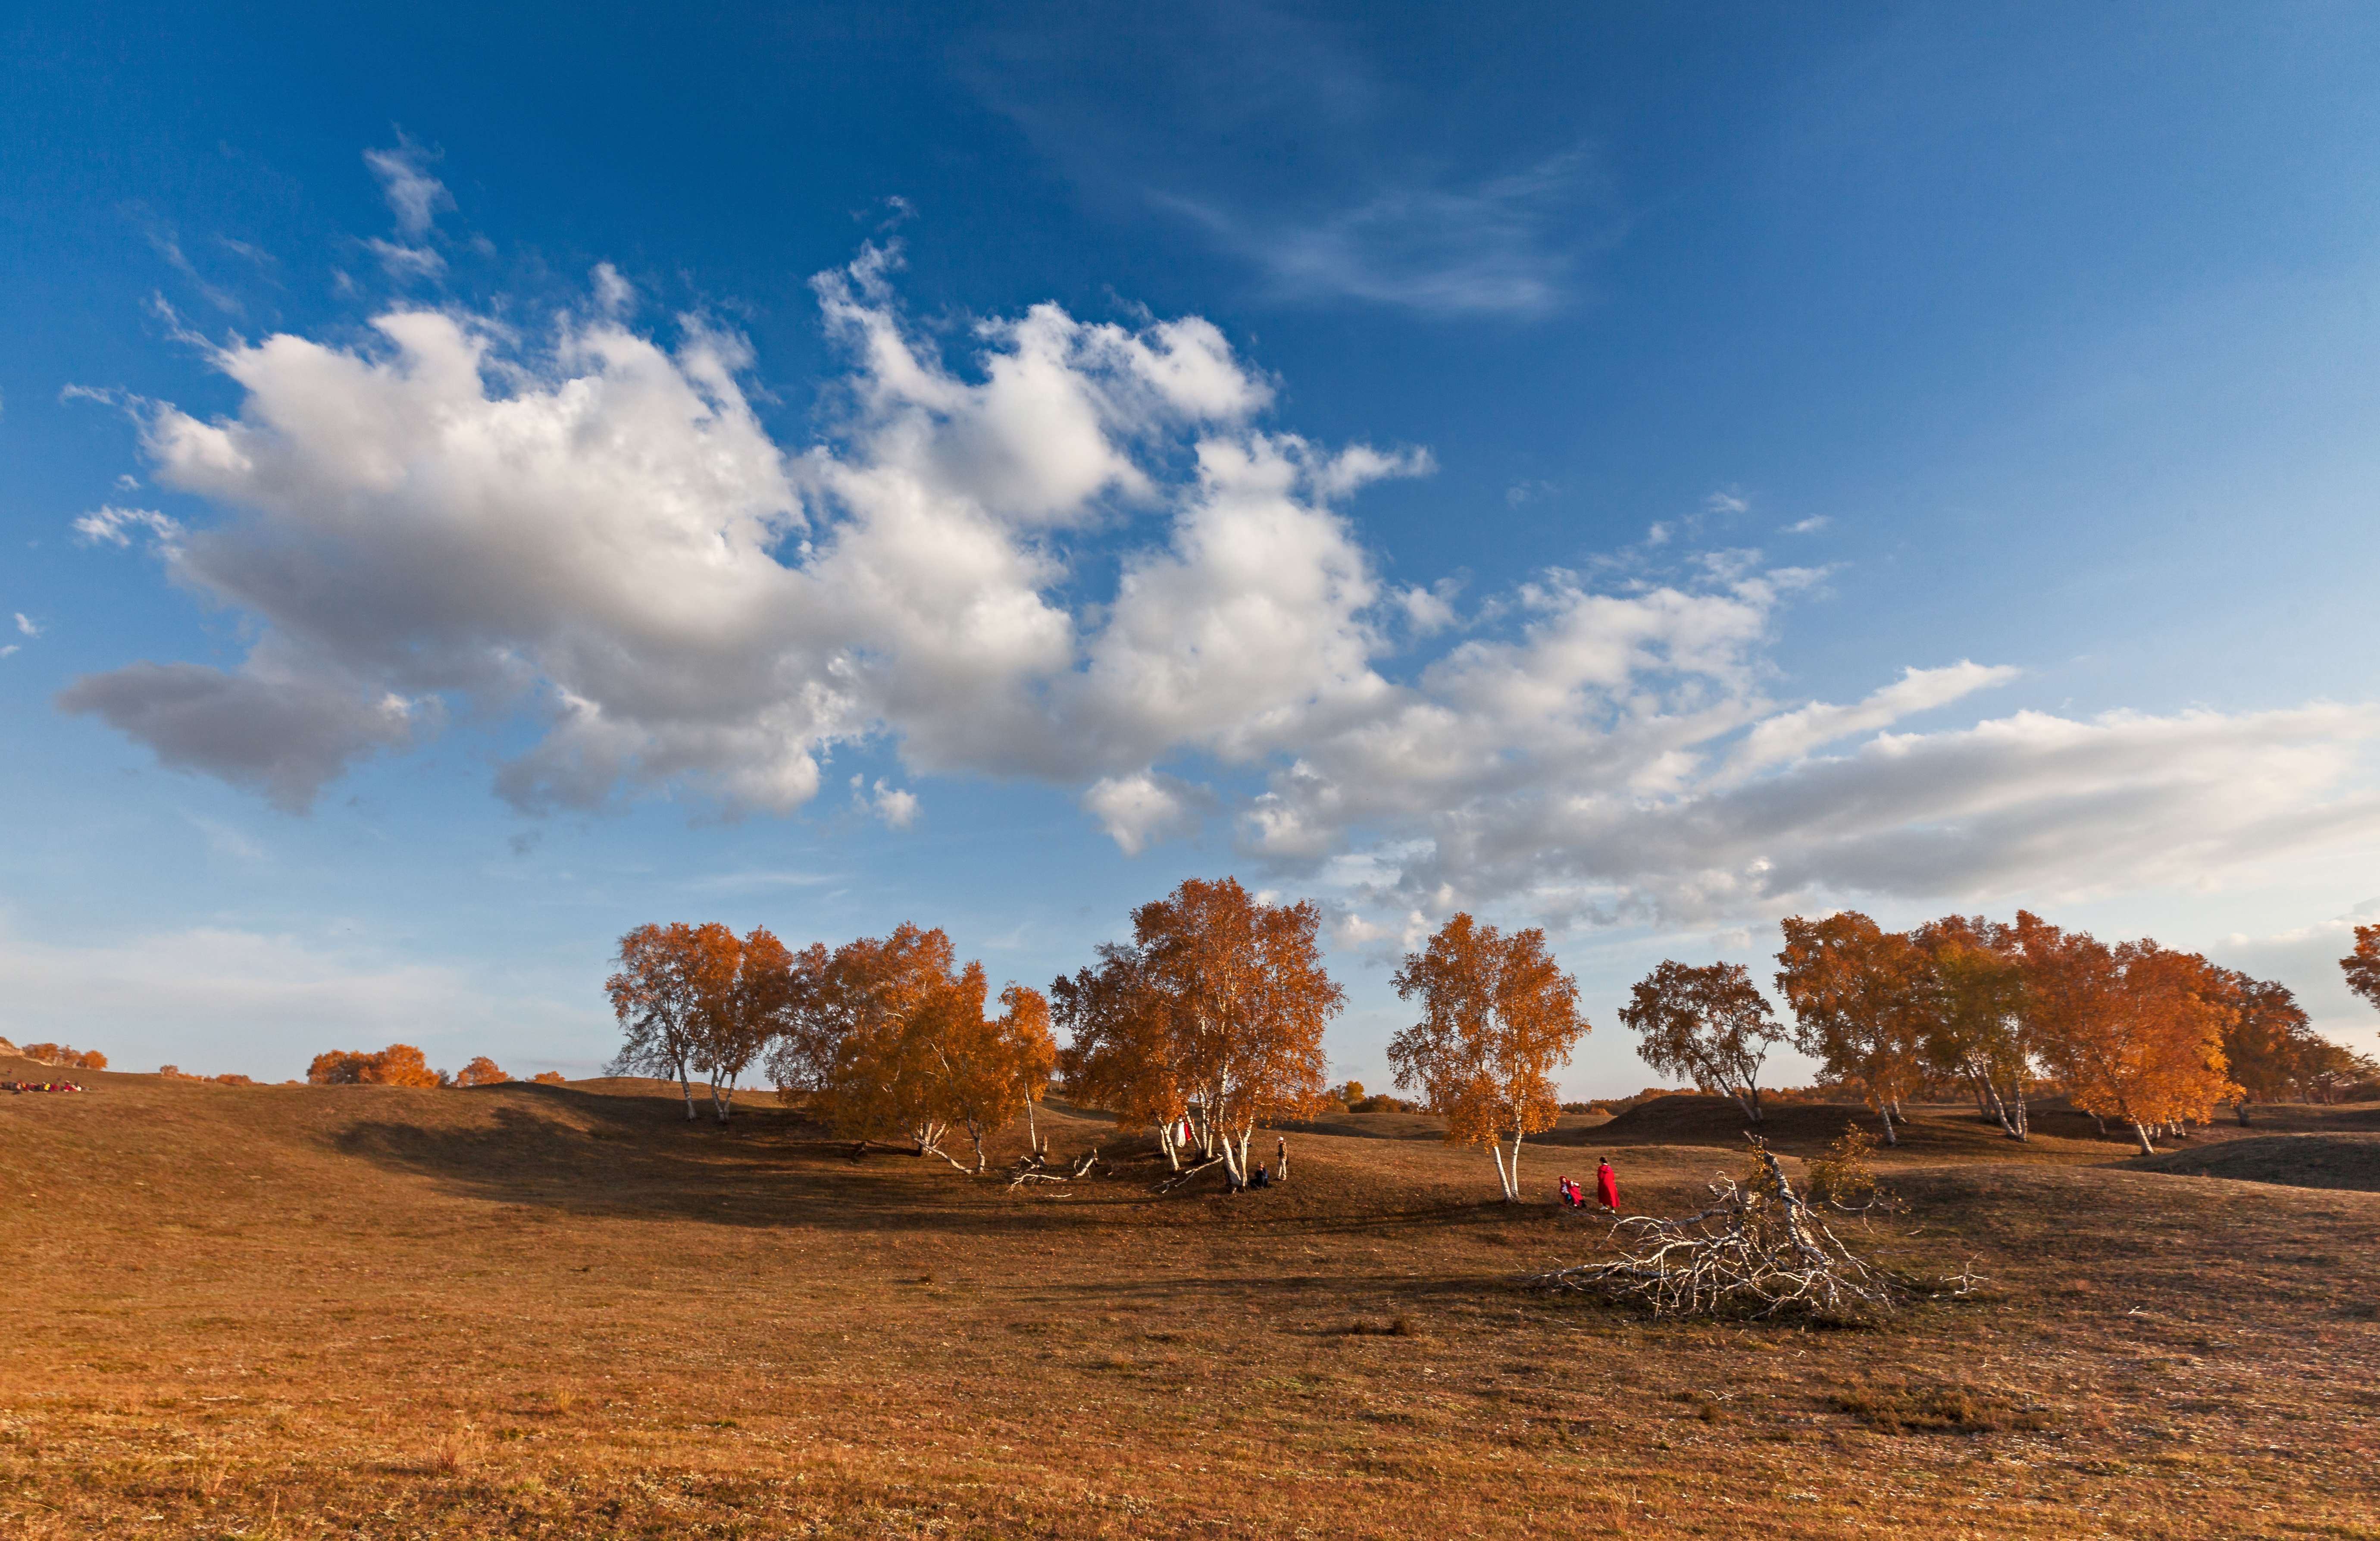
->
xmin=59 ymin=251 xmax=2380 ymax=930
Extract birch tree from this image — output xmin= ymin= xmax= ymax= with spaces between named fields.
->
xmin=2347 ymin=924 xmax=2380 ymax=1019
xmin=606 ymin=921 xmax=740 ymax=1120
xmin=1617 ymin=959 xmax=1782 ymax=1124
xmin=1389 ymin=913 xmax=1587 ymax=1202
xmin=757 ymin=923 xmax=1049 ymax=1170
xmin=691 ymin=924 xmax=790 ymax=1124
xmin=2021 ymin=921 xmax=2238 ymax=1154
xmin=798 ymin=924 xmax=973 ymax=1163
xmin=2204 ymin=967 xmax=2316 ymax=1124
xmin=1060 ymin=878 xmax=1342 ymax=1187
xmin=1774 ymin=912 xmax=1927 ymax=1145
xmin=1001 ymin=983 xmax=1060 ymax=1157
xmin=1911 ymin=915 xmax=2036 ymax=1140
xmin=1054 ymin=942 xmax=1190 ymax=1167
xmin=933 ymin=980 xmax=1057 ymax=1171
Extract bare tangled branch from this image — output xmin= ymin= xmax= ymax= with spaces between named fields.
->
xmin=1523 ymin=1140 xmax=1982 ymax=1323
xmin=1151 ymin=1155 xmax=1232 ymax=1194
xmin=1006 ymin=1146 xmax=1101 ymax=1192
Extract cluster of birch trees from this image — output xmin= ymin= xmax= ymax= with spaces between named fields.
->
xmin=604 ymin=919 xmax=1060 ymax=1172
xmin=1618 ymin=909 xmax=2380 ymax=1154
xmin=1053 ymin=877 xmax=1345 ymax=1187
xmin=603 ymin=895 xmax=2380 ymax=1193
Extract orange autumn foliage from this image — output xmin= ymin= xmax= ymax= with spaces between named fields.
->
xmin=1060 ymin=878 xmax=1342 ymax=1185
xmin=532 ymin=1071 xmax=568 ymax=1085
xmin=1389 ymin=913 xmax=1586 ymax=1201
xmin=18 ymin=1043 xmax=106 ymax=1070
xmin=306 ymin=1044 xmax=441 ymax=1089
xmin=2346 ymin=924 xmax=2380 ymax=1019
xmin=768 ymin=923 xmax=1054 ymax=1169
xmin=607 ymin=920 xmax=742 ymax=1120
xmin=454 ymin=1056 xmax=510 ymax=1087
xmin=2011 ymin=916 xmax=2239 ymax=1155
xmin=1774 ymin=912 xmax=1930 ymax=1141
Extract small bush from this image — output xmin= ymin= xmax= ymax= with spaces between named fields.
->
xmin=533 ymin=1071 xmax=568 ymax=1085
xmin=424 ymin=1422 xmax=485 ymax=1475
xmin=1806 ymin=1121 xmax=1893 ymax=1212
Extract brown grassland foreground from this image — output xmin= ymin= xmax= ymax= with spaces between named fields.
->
xmin=3 ymin=1053 xmax=2378 ymax=1540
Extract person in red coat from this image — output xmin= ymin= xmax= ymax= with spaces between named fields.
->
xmin=1595 ymin=1158 xmax=1619 ymax=1212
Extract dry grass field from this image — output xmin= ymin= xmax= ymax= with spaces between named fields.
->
xmin=4 ymin=1052 xmax=2378 ymax=1539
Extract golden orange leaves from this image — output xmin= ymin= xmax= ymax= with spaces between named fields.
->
xmin=1057 ymin=877 xmax=1343 ymax=1185
xmin=306 ymin=1044 xmax=441 ymax=1088
xmin=2347 ymin=924 xmax=2380 ymax=1018
xmin=1388 ymin=913 xmax=1586 ymax=1201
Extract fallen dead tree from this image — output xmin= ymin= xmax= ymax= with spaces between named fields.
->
xmin=1152 ymin=1154 xmax=1231 ymax=1194
xmin=1523 ymin=1140 xmax=1979 ymax=1324
xmin=1006 ymin=1146 xmax=1101 ymax=1192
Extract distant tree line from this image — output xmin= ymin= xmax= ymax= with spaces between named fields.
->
xmin=305 ymin=1046 xmax=558 ymax=1088
xmin=1617 ymin=909 xmax=2380 ymax=1155
xmin=595 ymin=887 xmax=2380 ymax=1199
xmin=10 ymin=1042 xmax=107 ymax=1070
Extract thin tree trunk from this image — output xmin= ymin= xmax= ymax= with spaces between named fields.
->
xmin=1876 ymin=1106 xmax=1898 ymax=1147
xmin=679 ymin=1061 xmax=697 ymax=1121
xmin=1505 ymin=1125 xmax=1525 ymax=1202
xmin=1490 ymin=1140 xmax=1513 ymax=1202
xmin=2132 ymin=1121 xmax=2155 ymax=1156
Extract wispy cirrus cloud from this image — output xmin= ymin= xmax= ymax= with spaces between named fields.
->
xmin=1155 ymin=147 xmax=1617 ymax=316
xmin=968 ymin=4 xmax=1619 ymax=316
xmin=364 ymin=138 xmax=451 ymax=238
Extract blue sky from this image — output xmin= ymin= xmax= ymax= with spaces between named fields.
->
xmin=3 ymin=1 xmax=2377 ymax=1090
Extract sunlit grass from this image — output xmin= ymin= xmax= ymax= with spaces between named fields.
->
xmin=2 ymin=1056 xmax=2376 ymax=1537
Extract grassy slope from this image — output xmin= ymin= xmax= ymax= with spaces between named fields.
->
xmin=3 ymin=1058 xmax=2377 ymax=1539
